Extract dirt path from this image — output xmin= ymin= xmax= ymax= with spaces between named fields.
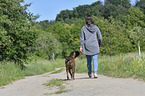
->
xmin=1 ymin=68 xmax=145 ymax=96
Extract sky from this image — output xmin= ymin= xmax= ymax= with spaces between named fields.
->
xmin=22 ymin=0 xmax=137 ymax=22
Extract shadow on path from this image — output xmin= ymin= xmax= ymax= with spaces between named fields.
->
xmin=60 ymin=77 xmax=97 ymax=81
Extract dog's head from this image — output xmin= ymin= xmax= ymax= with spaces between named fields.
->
xmin=69 ymin=51 xmax=80 ymax=59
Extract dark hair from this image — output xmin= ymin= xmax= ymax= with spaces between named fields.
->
xmin=85 ymin=15 xmax=94 ymax=24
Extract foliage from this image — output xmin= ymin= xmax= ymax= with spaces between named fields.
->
xmin=0 ymin=56 xmax=65 ymax=86
xmin=98 ymin=52 xmax=145 ymax=80
xmin=76 ymin=52 xmax=145 ymax=81
xmin=56 ymin=1 xmax=130 ymax=22
xmin=1 ymin=0 xmax=145 ymax=68
xmin=0 ymin=61 xmax=24 ymax=86
xmin=129 ymin=26 xmax=145 ymax=45
xmin=45 ymin=9 xmax=145 ymax=55
xmin=103 ymin=4 xmax=128 ymax=19
xmin=45 ymin=19 xmax=85 ymax=55
xmin=1 ymin=0 xmax=145 ymax=88
xmin=135 ymin=0 xmax=145 ymax=14
xmin=36 ymin=20 xmax=56 ymax=30
xmin=37 ymin=2 xmax=145 ymax=56
xmin=93 ymin=16 xmax=134 ymax=55
xmin=129 ymin=26 xmax=145 ymax=55
xmin=35 ymin=31 xmax=62 ymax=60
xmin=105 ymin=0 xmax=131 ymax=8
xmin=0 ymin=0 xmax=37 ymax=68
xmin=55 ymin=1 xmax=104 ymax=21
xmin=127 ymin=6 xmax=145 ymax=28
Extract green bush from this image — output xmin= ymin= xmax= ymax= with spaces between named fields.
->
xmin=0 ymin=0 xmax=37 ymax=68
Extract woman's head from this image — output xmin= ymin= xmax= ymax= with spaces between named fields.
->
xmin=85 ymin=15 xmax=94 ymax=25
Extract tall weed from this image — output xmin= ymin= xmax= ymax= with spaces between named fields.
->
xmin=76 ymin=52 xmax=145 ymax=81
xmin=0 ymin=61 xmax=24 ymax=86
xmin=0 ymin=56 xmax=65 ymax=86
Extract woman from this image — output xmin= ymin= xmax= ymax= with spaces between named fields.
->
xmin=80 ymin=15 xmax=102 ymax=78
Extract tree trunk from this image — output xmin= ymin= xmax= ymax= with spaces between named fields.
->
xmin=48 ymin=55 xmax=51 ymax=60
xmin=138 ymin=40 xmax=141 ymax=56
xmin=52 ymin=53 xmax=55 ymax=60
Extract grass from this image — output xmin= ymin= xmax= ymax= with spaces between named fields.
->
xmin=1 ymin=52 xmax=145 ymax=86
xmin=43 ymin=78 xmax=65 ymax=88
xmin=50 ymin=68 xmax=65 ymax=74
xmin=76 ymin=52 xmax=145 ymax=81
xmin=23 ymin=55 xmax=65 ymax=76
xmin=43 ymin=78 xmax=70 ymax=95
xmin=0 ymin=61 xmax=24 ymax=86
xmin=98 ymin=52 xmax=145 ymax=81
xmin=0 ymin=55 xmax=65 ymax=86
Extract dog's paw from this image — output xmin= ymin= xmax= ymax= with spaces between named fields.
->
xmin=71 ymin=78 xmax=75 ymax=80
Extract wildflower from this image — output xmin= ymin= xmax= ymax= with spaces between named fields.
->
xmin=129 ymin=56 xmax=131 ymax=61
xmin=121 ymin=62 xmax=123 ymax=64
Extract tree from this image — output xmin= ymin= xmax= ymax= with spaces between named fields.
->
xmin=93 ymin=16 xmax=134 ymax=55
xmin=45 ymin=23 xmax=72 ymax=54
xmin=119 ymin=6 xmax=145 ymax=30
xmin=35 ymin=32 xmax=62 ymax=60
xmin=129 ymin=26 xmax=145 ymax=56
xmin=121 ymin=0 xmax=131 ymax=8
xmin=0 ymin=0 xmax=36 ymax=68
xmin=91 ymin=2 xmax=104 ymax=17
xmin=37 ymin=20 xmax=56 ymax=30
xmin=103 ymin=4 xmax=119 ymax=19
xmin=136 ymin=0 xmax=145 ymax=14
xmin=105 ymin=0 xmax=121 ymax=5
xmin=56 ymin=9 xmax=73 ymax=21
xmin=55 ymin=1 xmax=104 ymax=22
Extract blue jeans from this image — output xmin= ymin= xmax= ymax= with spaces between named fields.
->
xmin=86 ymin=54 xmax=98 ymax=74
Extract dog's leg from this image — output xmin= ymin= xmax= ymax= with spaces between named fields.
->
xmin=69 ymin=69 xmax=72 ymax=79
xmin=66 ymin=68 xmax=69 ymax=80
xmin=72 ymin=65 xmax=75 ymax=80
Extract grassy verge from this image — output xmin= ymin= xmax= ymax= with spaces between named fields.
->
xmin=43 ymin=78 xmax=70 ymax=95
xmin=1 ymin=52 xmax=145 ymax=86
xmin=76 ymin=52 xmax=145 ymax=81
xmin=0 ymin=61 xmax=24 ymax=86
xmin=98 ymin=52 xmax=145 ymax=80
xmin=50 ymin=68 xmax=65 ymax=74
xmin=0 ymin=56 xmax=65 ymax=86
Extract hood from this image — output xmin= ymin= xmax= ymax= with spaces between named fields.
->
xmin=85 ymin=24 xmax=96 ymax=33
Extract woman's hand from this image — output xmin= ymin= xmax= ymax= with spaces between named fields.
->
xmin=99 ymin=45 xmax=101 ymax=48
xmin=80 ymin=48 xmax=83 ymax=53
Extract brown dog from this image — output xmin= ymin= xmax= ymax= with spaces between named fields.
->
xmin=64 ymin=51 xmax=80 ymax=80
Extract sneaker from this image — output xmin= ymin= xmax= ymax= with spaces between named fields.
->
xmin=94 ymin=73 xmax=98 ymax=78
xmin=88 ymin=72 xmax=92 ymax=78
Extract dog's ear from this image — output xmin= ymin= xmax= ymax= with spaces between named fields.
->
xmin=70 ymin=51 xmax=80 ymax=58
xmin=75 ymin=51 xmax=80 ymax=58
xmin=72 ymin=51 xmax=76 ymax=59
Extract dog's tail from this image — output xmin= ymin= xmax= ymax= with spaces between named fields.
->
xmin=64 ymin=53 xmax=70 ymax=60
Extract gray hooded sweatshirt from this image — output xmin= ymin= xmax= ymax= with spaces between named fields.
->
xmin=80 ymin=24 xmax=102 ymax=55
